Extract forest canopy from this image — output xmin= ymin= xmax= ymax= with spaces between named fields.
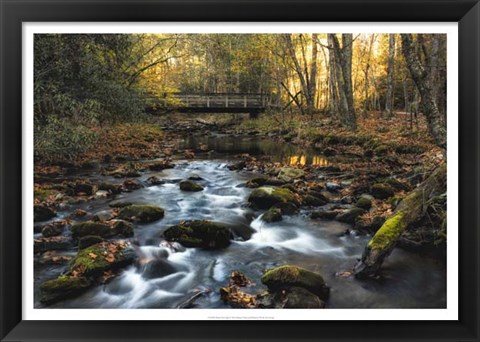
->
xmin=34 ymin=33 xmax=446 ymax=161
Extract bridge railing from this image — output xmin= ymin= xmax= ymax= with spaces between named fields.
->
xmin=146 ymin=93 xmax=270 ymax=109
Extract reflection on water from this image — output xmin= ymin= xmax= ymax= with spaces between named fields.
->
xmin=178 ymin=135 xmax=329 ymax=166
xmin=287 ymin=155 xmax=329 ymax=167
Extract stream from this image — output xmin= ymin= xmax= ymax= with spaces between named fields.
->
xmin=34 ymin=135 xmax=446 ymax=309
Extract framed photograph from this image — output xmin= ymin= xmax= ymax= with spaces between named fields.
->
xmin=1 ymin=0 xmax=479 ymax=341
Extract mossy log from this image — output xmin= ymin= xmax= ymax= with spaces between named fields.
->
xmin=353 ymin=164 xmax=446 ymax=278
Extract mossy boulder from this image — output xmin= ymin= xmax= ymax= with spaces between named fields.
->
xmin=34 ymin=204 xmax=56 ymax=222
xmin=69 ymin=241 xmax=136 ymax=277
xmin=261 ymin=207 xmax=282 ymax=223
xmin=70 ymin=221 xmax=111 ymax=238
xmin=261 ymin=265 xmax=329 ymax=301
xmin=78 ymin=235 xmax=104 ymax=249
xmin=278 ymin=168 xmax=304 ymax=182
xmin=371 ymin=183 xmax=395 ymax=200
xmin=302 ymin=194 xmax=327 ymax=207
xmin=355 ymin=197 xmax=372 ymax=210
xmin=109 ymin=219 xmax=134 ymax=237
xmin=117 ymin=204 xmax=164 ymax=223
xmin=179 ymin=180 xmax=204 ymax=192
xmin=248 ymin=187 xmax=299 ymax=210
xmin=40 ymin=275 xmax=91 ymax=304
xmin=163 ymin=220 xmax=232 ymax=250
xmin=336 ymin=208 xmax=366 ymax=224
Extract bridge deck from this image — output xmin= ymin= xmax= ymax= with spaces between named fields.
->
xmin=148 ymin=93 xmax=270 ymax=113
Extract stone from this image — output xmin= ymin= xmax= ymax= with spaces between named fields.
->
xmin=248 ymin=187 xmax=299 ymax=210
xmin=302 ymin=195 xmax=327 ymax=207
xmin=141 ymin=259 xmax=177 ymax=279
xmin=355 ymin=197 xmax=372 ymax=210
xmin=34 ymin=236 xmax=73 ymax=253
xmin=371 ymin=183 xmax=395 ymax=200
xmin=278 ymin=168 xmax=305 ymax=182
xmin=163 ymin=220 xmax=232 ymax=250
xmin=179 ymin=180 xmax=204 ymax=192
xmin=73 ymin=182 xmax=95 ymax=196
xmin=109 ymin=219 xmax=134 ymax=237
xmin=282 ymin=287 xmax=325 ymax=308
xmin=70 ymin=221 xmax=111 ymax=238
xmin=261 ymin=265 xmax=329 ymax=301
xmin=41 ymin=220 xmax=67 ymax=237
xmin=69 ymin=241 xmax=136 ymax=278
xmin=78 ymin=235 xmax=104 ymax=249
xmin=336 ymin=208 xmax=366 ymax=224
xmin=92 ymin=210 xmax=114 ymax=222
xmin=109 ymin=200 xmax=133 ymax=208
xmin=117 ymin=204 xmax=164 ymax=223
xmin=97 ymin=182 xmax=122 ymax=195
xmin=34 ymin=204 xmax=56 ymax=222
xmin=261 ymin=207 xmax=282 ymax=223
xmin=122 ymin=179 xmax=143 ymax=192
xmin=326 ymin=182 xmax=342 ymax=192
xmin=311 ymin=210 xmax=338 ymax=220
xmin=40 ymin=275 xmax=91 ymax=304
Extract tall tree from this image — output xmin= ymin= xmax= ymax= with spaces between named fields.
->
xmin=384 ymin=34 xmax=396 ymax=118
xmin=400 ymin=34 xmax=446 ymax=149
xmin=329 ymin=34 xmax=357 ymax=131
xmin=282 ymin=34 xmax=318 ymax=114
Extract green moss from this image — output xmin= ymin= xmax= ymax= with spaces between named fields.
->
xmin=163 ymin=220 xmax=231 ymax=249
xmin=355 ymin=197 xmax=372 ymax=210
xmin=117 ymin=204 xmax=164 ymax=223
xmin=40 ymin=275 xmax=91 ymax=304
xmin=261 ymin=207 xmax=282 ymax=223
xmin=70 ymin=221 xmax=111 ymax=238
xmin=368 ymin=212 xmax=407 ymax=250
xmin=69 ymin=242 xmax=135 ymax=277
xmin=40 ymin=275 xmax=88 ymax=291
xmin=34 ymin=189 xmax=58 ymax=202
xmin=179 ymin=180 xmax=204 ymax=192
xmin=261 ymin=265 xmax=329 ymax=301
xmin=248 ymin=186 xmax=299 ymax=210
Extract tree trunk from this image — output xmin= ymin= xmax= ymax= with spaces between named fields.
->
xmin=400 ymin=34 xmax=446 ymax=149
xmin=353 ymin=164 xmax=446 ymax=278
xmin=329 ymin=34 xmax=357 ymax=131
xmin=384 ymin=34 xmax=396 ymax=118
xmin=307 ymin=34 xmax=318 ymax=115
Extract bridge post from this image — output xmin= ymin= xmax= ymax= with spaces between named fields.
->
xmin=207 ymin=96 xmax=210 ymax=108
xmin=225 ymin=94 xmax=229 ymax=108
xmin=244 ymin=95 xmax=247 ymax=108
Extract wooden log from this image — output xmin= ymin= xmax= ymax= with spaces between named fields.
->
xmin=353 ymin=163 xmax=446 ymax=278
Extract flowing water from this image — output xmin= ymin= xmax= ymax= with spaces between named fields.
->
xmin=34 ymin=136 xmax=446 ymax=309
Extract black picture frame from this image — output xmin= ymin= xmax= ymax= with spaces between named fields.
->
xmin=1 ymin=0 xmax=479 ymax=341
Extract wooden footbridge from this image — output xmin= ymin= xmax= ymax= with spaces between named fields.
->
xmin=146 ymin=93 xmax=271 ymax=117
